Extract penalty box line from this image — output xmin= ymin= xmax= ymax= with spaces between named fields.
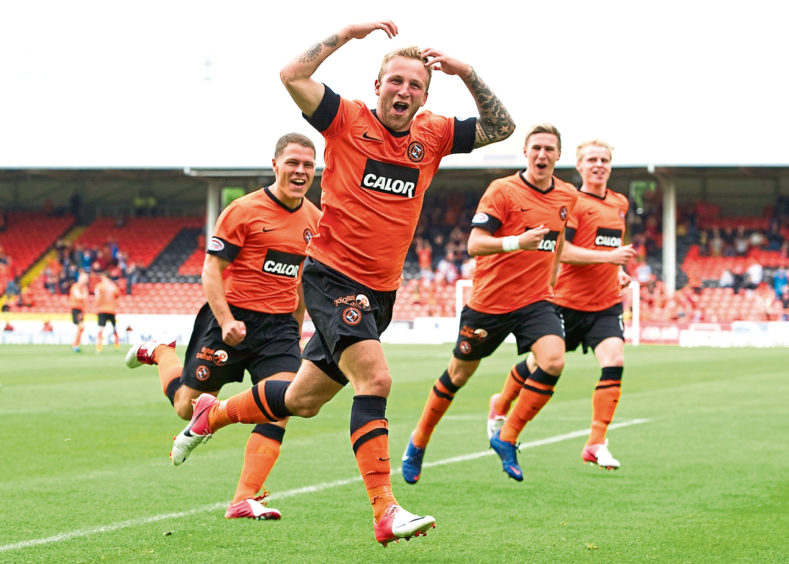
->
xmin=0 ymin=418 xmax=649 ymax=553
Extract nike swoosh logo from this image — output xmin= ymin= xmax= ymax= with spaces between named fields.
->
xmin=261 ymin=227 xmax=277 ymax=232
xmin=362 ymin=132 xmax=382 ymax=142
xmin=520 ymin=208 xmax=531 ymax=212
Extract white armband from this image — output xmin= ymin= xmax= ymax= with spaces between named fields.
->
xmin=502 ymin=235 xmax=520 ymax=252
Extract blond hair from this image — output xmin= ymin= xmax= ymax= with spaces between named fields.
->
xmin=576 ymin=139 xmax=614 ymax=162
xmin=525 ymin=123 xmax=562 ymax=151
xmin=378 ymin=46 xmax=432 ymax=90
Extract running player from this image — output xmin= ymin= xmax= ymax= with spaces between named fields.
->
xmin=95 ymin=271 xmax=121 ymax=353
xmin=125 ymin=133 xmax=321 ymax=520
xmin=401 ymin=124 xmax=578 ymax=483
xmin=69 ymin=271 xmax=89 ymax=353
xmin=169 ymin=20 xmax=515 ymax=545
xmin=488 ymin=139 xmax=635 ymax=469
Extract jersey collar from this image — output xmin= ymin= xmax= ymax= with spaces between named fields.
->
xmin=519 ymin=170 xmax=555 ymax=194
xmin=264 ymin=186 xmax=303 ymax=213
xmin=370 ymin=109 xmax=411 ymax=138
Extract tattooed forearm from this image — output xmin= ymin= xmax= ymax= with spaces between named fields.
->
xmin=299 ymin=43 xmax=322 ymax=64
xmin=463 ymin=68 xmax=516 ymax=148
xmin=298 ymin=35 xmax=341 ymax=64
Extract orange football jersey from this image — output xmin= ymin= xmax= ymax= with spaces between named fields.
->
xmin=68 ymin=282 xmax=88 ymax=310
xmin=552 ymin=188 xmax=629 ymax=311
xmin=95 ymin=278 xmax=121 ymax=314
xmin=467 ymin=173 xmax=578 ymax=314
xmin=207 ymin=187 xmax=321 ymax=314
xmin=304 ymin=86 xmax=476 ymax=291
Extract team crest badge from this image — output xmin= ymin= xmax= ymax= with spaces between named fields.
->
xmin=304 ymin=228 xmax=314 ymax=244
xmin=355 ymin=294 xmax=371 ymax=311
xmin=343 ymin=307 xmax=361 ymax=326
xmin=559 ymin=206 xmax=568 ymax=220
xmin=213 ymin=350 xmax=228 ymax=366
xmin=407 ymin=141 xmax=425 ymax=163
xmin=459 ymin=341 xmax=471 ymax=354
xmin=195 ymin=366 xmax=210 ymax=381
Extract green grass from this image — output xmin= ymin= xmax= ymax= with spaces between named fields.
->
xmin=1 ymin=344 xmax=788 ymax=563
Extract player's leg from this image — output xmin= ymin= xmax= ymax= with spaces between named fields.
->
xmin=110 ymin=317 xmax=120 ymax=349
xmin=488 ymin=356 xmax=532 ymax=438
xmin=402 ymin=356 xmax=479 ymax=484
xmin=583 ymin=336 xmax=624 ymax=469
xmin=499 ymin=333 xmax=564 ymax=443
xmin=96 ymin=317 xmax=104 ymax=353
xmin=125 ymin=338 xmax=183 ymax=409
xmin=72 ymin=309 xmax=84 ymax=352
xmin=340 ymin=339 xmax=435 ymax=545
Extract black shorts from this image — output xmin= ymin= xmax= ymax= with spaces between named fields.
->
xmin=452 ymin=300 xmax=565 ymax=361
xmin=71 ymin=308 xmax=84 ymax=325
xmin=181 ymin=303 xmax=301 ymax=392
xmin=558 ymin=302 xmax=624 ymax=354
xmin=300 ymin=257 xmax=396 ymax=386
xmin=97 ymin=313 xmax=116 ymax=328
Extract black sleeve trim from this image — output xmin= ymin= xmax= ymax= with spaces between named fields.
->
xmin=451 ymin=117 xmax=477 ymax=154
xmin=471 ymin=214 xmax=502 ymax=234
xmin=207 ymin=236 xmax=241 ymax=262
xmin=564 ymin=227 xmax=577 ymax=243
xmin=302 ymin=84 xmax=341 ymax=133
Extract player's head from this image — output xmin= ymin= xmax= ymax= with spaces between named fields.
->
xmin=375 ymin=46 xmax=431 ymax=133
xmin=576 ymin=139 xmax=613 ymax=190
xmin=271 ymin=133 xmax=317 ymax=207
xmin=78 ymin=271 xmax=89 ymax=284
xmin=523 ymin=123 xmax=561 ymax=185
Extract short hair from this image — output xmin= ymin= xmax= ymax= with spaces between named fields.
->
xmin=274 ymin=133 xmax=316 ymax=159
xmin=378 ymin=46 xmax=432 ymax=91
xmin=576 ymin=139 xmax=614 ymax=162
xmin=524 ymin=123 xmax=562 ymax=152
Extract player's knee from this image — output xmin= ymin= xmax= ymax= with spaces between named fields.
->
xmin=541 ymin=356 xmax=565 ymax=376
xmin=173 ymin=400 xmax=193 ymax=421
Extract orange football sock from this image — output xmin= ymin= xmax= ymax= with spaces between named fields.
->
xmin=96 ymin=331 xmax=104 ymax=352
xmin=412 ymin=370 xmax=460 ymax=448
xmin=154 ymin=346 xmax=183 ymax=397
xmin=232 ymin=425 xmax=284 ymax=503
xmin=350 ymin=396 xmax=396 ymax=521
xmin=494 ymin=361 xmax=530 ymax=415
xmin=209 ymin=380 xmax=290 ymax=431
xmin=499 ymin=367 xmax=559 ymax=444
xmin=588 ymin=366 xmax=623 ymax=445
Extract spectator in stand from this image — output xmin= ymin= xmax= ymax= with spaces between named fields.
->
xmin=719 ymin=268 xmax=735 ymax=289
xmin=708 ymin=227 xmax=724 ymax=257
xmin=733 ymin=226 xmax=749 ymax=257
xmin=749 ymin=228 xmax=766 ymax=251
xmin=4 ymin=277 xmax=21 ymax=301
xmin=435 ymin=250 xmax=459 ymax=285
xmin=721 ymin=226 xmax=736 ymax=257
xmin=416 ymin=237 xmax=433 ymax=281
xmin=780 ymin=286 xmax=789 ymax=318
xmin=126 ymin=263 xmax=142 ymax=294
xmin=42 ymin=264 xmax=57 ymax=294
xmin=732 ymin=266 xmax=746 ymax=294
xmin=772 ymin=266 xmax=788 ymax=297
xmin=460 ymin=255 xmax=475 ymax=279
xmin=745 ymin=261 xmax=763 ymax=291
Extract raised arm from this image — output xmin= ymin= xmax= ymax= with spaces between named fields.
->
xmin=421 ymin=48 xmax=516 ymax=148
xmin=280 ymin=21 xmax=398 ymax=117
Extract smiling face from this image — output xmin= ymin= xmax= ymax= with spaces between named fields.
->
xmin=374 ymin=55 xmax=430 ymax=132
xmin=576 ymin=144 xmax=612 ymax=195
xmin=271 ymin=143 xmax=316 ymax=208
xmin=523 ymin=132 xmax=561 ymax=188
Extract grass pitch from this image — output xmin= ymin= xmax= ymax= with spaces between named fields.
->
xmin=1 ymin=343 xmax=787 ymax=563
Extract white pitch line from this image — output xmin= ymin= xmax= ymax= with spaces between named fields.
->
xmin=0 ymin=418 xmax=648 ymax=553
